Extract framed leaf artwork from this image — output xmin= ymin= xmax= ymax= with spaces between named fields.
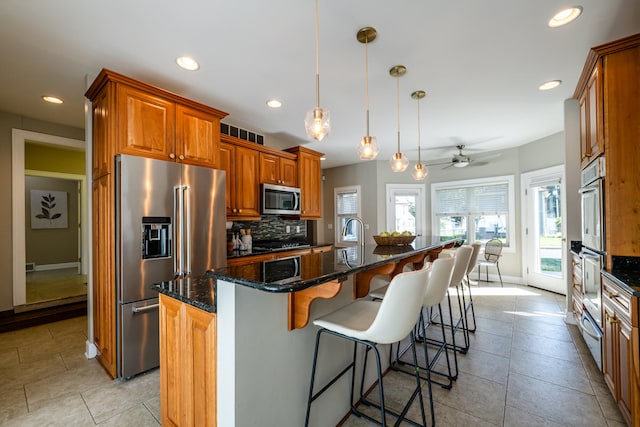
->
xmin=30 ymin=190 xmax=68 ymax=229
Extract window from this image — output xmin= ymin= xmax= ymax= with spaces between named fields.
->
xmin=431 ymin=175 xmax=515 ymax=248
xmin=335 ymin=185 xmax=361 ymax=246
xmin=385 ymin=184 xmax=425 ymax=236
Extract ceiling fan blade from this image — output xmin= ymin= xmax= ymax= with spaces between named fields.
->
xmin=424 ymin=159 xmax=453 ymax=166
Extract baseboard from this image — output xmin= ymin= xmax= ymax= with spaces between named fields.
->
xmin=30 ymin=262 xmax=80 ymax=272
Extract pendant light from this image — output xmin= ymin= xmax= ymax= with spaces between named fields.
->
xmin=389 ymin=65 xmax=409 ymax=172
xmin=411 ymin=90 xmax=428 ymax=181
xmin=304 ymin=0 xmax=330 ymax=141
xmin=356 ymin=27 xmax=380 ymax=160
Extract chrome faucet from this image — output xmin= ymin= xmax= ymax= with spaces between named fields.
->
xmin=341 ymin=216 xmax=365 ymax=248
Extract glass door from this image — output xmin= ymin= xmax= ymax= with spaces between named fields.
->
xmin=385 ymin=184 xmax=425 ymax=236
xmin=522 ymin=166 xmax=566 ymax=294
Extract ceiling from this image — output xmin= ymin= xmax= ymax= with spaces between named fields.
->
xmin=1 ymin=1 xmax=639 ymax=169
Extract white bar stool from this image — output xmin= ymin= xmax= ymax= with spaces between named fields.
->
xmin=461 ymin=242 xmax=482 ymax=333
xmin=370 ymin=256 xmax=456 ymax=425
xmin=304 ymin=267 xmax=431 ymax=427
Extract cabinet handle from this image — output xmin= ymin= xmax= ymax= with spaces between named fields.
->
xmin=179 ymin=154 xmax=185 ymax=160
xmin=606 ymin=312 xmax=619 ymax=324
xmin=608 ymin=292 xmax=617 ymax=299
xmin=169 ymin=153 xmax=176 ymax=159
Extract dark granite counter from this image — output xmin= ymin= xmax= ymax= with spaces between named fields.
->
xmin=603 ymin=255 xmax=640 ymax=297
xmin=226 ymin=242 xmax=333 ymax=260
xmin=153 ymin=236 xmax=459 ymax=312
xmin=209 ymin=236 xmax=460 ymax=293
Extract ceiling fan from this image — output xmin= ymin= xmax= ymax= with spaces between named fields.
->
xmin=425 ymin=144 xmax=501 ymax=168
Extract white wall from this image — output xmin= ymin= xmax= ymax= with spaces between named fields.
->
xmin=319 ymin=132 xmax=566 ymax=281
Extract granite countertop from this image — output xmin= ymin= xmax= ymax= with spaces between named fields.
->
xmin=227 ymin=243 xmax=333 ymax=259
xmin=153 ymin=236 xmax=460 ymax=311
xmin=209 ymin=236 xmax=459 ymax=293
xmin=603 ymin=256 xmax=640 ymax=297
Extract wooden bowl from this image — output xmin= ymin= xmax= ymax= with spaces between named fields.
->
xmin=372 ymin=235 xmax=416 ymax=246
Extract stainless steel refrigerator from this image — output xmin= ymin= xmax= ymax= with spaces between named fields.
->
xmin=115 ymin=154 xmax=226 ymax=379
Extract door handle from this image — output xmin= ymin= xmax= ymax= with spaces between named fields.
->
xmin=132 ymin=303 xmax=159 ymax=313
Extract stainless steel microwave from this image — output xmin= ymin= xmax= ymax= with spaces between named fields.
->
xmin=261 ymin=183 xmax=301 ymax=215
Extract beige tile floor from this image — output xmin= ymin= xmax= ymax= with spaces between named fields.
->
xmin=0 ymin=282 xmax=625 ymax=426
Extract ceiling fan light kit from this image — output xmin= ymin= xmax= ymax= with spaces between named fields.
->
xmin=304 ymin=0 xmax=331 ymax=142
xmin=411 ymin=90 xmax=427 ymax=181
xmin=356 ymin=26 xmax=380 ymax=160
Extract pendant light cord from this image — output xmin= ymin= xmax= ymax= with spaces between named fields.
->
xmin=396 ymin=75 xmax=401 ymax=153
xmin=365 ymin=35 xmax=370 ymax=137
xmin=314 ymin=0 xmax=320 ymax=108
xmin=417 ymin=96 xmax=422 ymax=164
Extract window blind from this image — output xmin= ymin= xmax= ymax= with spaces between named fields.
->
xmin=435 ymin=183 xmax=509 ymax=215
xmin=337 ymin=191 xmax=359 ymax=215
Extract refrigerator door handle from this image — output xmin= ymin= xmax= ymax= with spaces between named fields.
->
xmin=174 ymin=185 xmax=183 ymax=277
xmin=132 ymin=303 xmax=160 ymax=313
xmin=183 ymin=185 xmax=191 ymax=275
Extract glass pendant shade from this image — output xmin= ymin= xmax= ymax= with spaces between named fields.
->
xmin=358 ymin=135 xmax=379 ymax=160
xmin=390 ymin=152 xmax=409 ymax=172
xmin=412 ymin=163 xmax=428 ymax=180
xmin=305 ymin=107 xmax=330 ymax=141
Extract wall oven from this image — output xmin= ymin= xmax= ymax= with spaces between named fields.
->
xmin=261 ymin=184 xmax=301 ymax=215
xmin=579 ymin=157 xmax=605 ymax=254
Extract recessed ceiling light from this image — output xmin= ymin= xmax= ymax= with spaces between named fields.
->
xmin=266 ymin=99 xmax=282 ymax=108
xmin=539 ymin=80 xmax=562 ymax=91
xmin=42 ymin=96 xmax=64 ymax=104
xmin=176 ymin=56 xmax=200 ymax=71
xmin=548 ymin=6 xmax=582 ymax=27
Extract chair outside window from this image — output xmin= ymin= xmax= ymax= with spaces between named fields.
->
xmin=477 ymin=238 xmax=503 ymax=287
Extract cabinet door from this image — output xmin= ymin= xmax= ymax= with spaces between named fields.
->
xmin=91 ymin=84 xmax=115 ymax=179
xmin=232 ymin=145 xmax=261 ymax=218
xmin=259 ymin=152 xmax=280 ymax=184
xmin=219 ymin=142 xmax=234 ymax=217
xmin=159 ymin=294 xmax=182 ymax=427
xmin=182 ymin=304 xmax=217 ymax=427
xmin=603 ymin=303 xmax=618 ymax=398
xmin=117 ymin=84 xmax=175 ymax=160
xmin=92 ymin=176 xmax=116 ymax=378
xmin=279 ymin=157 xmax=298 ymax=187
xmin=579 ymin=89 xmax=591 ymax=165
xmin=298 ymin=151 xmax=322 ymax=218
xmin=176 ymin=105 xmax=220 ymax=168
xmin=587 ymin=65 xmax=603 ymax=159
xmin=618 ymin=318 xmax=633 ymax=423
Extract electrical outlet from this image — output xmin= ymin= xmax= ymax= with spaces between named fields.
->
xmin=365 ymin=223 xmax=370 ymax=230
xmin=286 ymin=225 xmax=291 ymax=233
xmin=296 ymin=225 xmax=300 ymax=233
xmin=328 ymin=224 xmax=333 ymax=230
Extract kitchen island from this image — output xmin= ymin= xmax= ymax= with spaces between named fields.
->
xmin=153 ymin=236 xmax=460 ymax=427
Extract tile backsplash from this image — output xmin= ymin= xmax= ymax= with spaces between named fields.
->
xmin=228 ymin=216 xmax=307 ymax=241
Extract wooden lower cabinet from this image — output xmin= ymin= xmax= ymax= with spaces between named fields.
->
xmin=92 ymin=175 xmax=116 ymax=377
xmin=160 ymin=294 xmax=217 ymax=427
xmin=602 ymin=274 xmax=639 ymax=426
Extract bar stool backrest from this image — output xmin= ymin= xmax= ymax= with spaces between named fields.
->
xmin=440 ymin=245 xmax=473 ymax=288
xmin=466 ymin=242 xmax=482 ymax=275
xmin=364 ymin=267 xmax=430 ymax=345
xmin=423 ymin=257 xmax=455 ymax=307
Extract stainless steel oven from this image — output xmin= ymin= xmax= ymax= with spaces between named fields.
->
xmin=579 ymin=157 xmax=605 ymax=253
xmin=261 ymin=255 xmax=301 ymax=284
xmin=581 ymin=248 xmax=602 ymax=329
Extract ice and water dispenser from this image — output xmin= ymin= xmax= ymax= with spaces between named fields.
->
xmin=142 ymin=217 xmax=171 ymax=259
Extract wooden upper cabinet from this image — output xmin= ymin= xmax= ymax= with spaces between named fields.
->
xmin=259 ymin=152 xmax=297 ymax=187
xmin=220 ymin=137 xmax=261 ymax=220
xmin=118 ymin=84 xmax=175 ymax=160
xmin=91 ymin=83 xmax=115 ymax=179
xmin=176 ymin=104 xmax=221 ymax=168
xmin=577 ymin=63 xmax=603 ymax=168
xmin=85 ymin=68 xmax=228 ymax=169
xmin=286 ymin=146 xmax=323 ymax=219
